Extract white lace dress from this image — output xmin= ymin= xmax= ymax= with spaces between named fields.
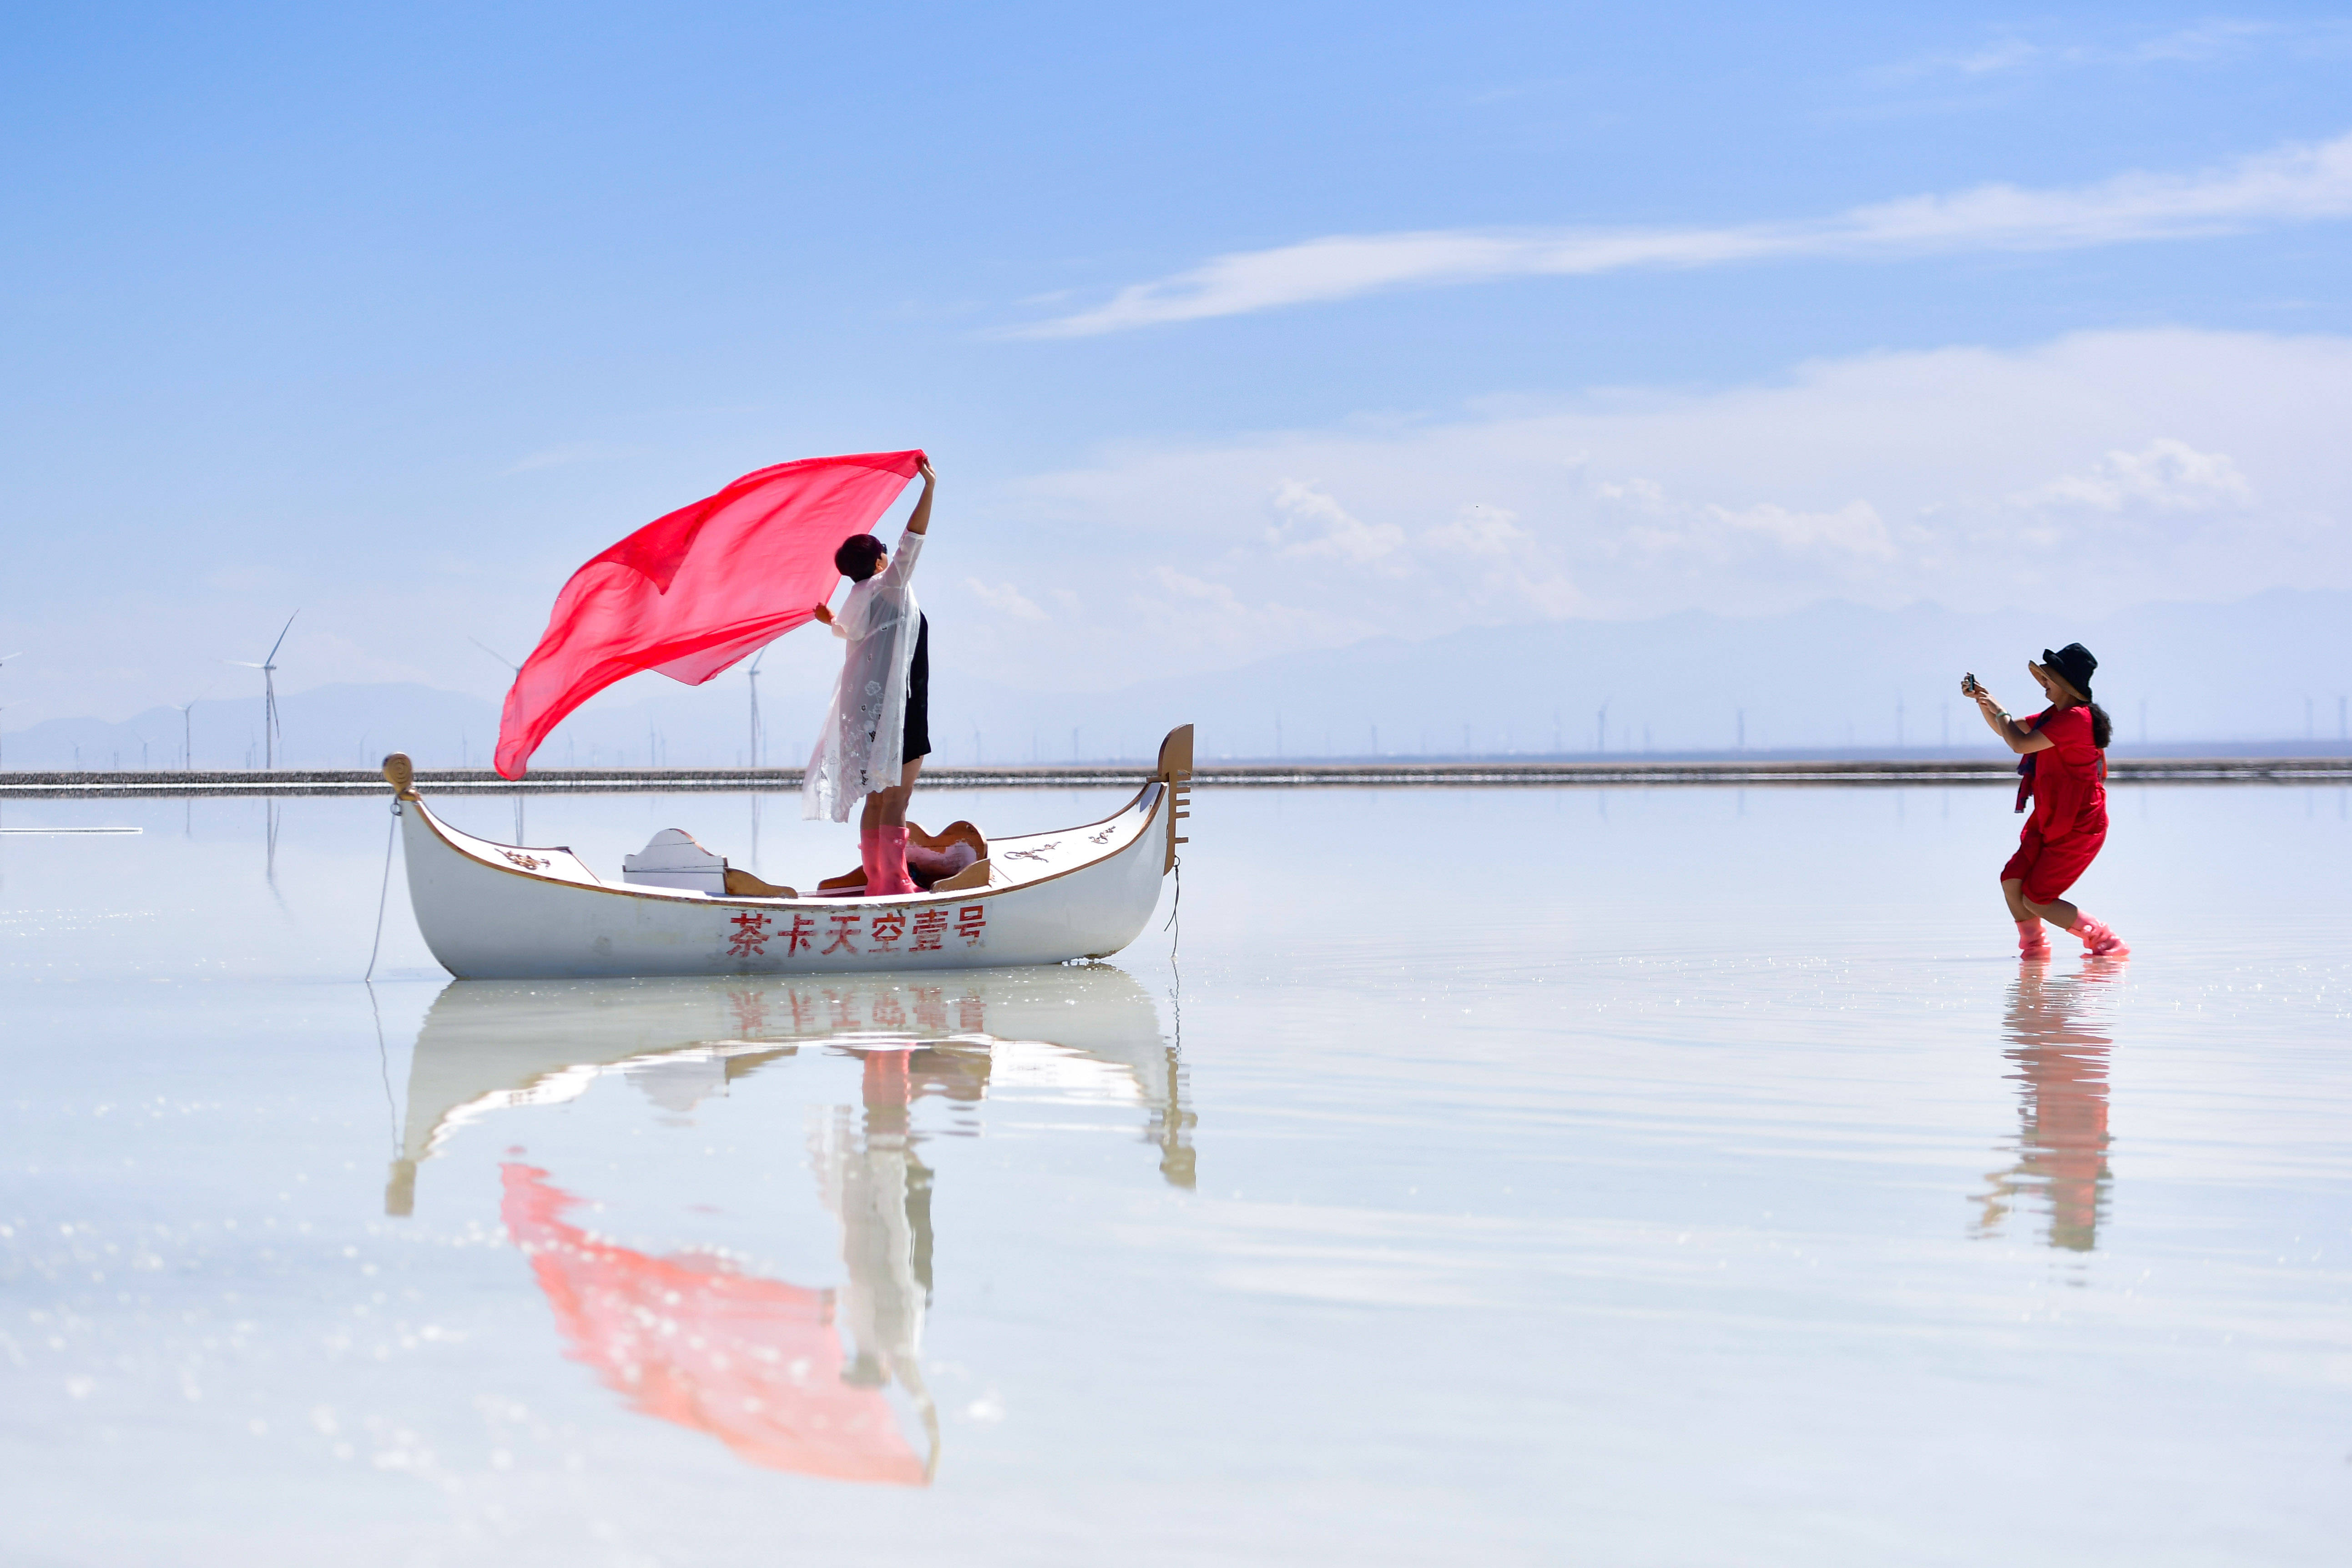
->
xmin=803 ymin=529 xmax=924 ymax=822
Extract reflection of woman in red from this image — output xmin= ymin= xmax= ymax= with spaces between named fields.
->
xmin=1967 ymin=642 xmax=2129 ymax=959
xmin=1973 ymin=964 xmax=2118 ymax=1252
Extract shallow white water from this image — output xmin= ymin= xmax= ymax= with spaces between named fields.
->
xmin=2 ymin=782 xmax=2348 ymax=1566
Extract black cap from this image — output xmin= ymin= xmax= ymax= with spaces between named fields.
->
xmin=2040 ymin=642 xmax=2097 ymax=701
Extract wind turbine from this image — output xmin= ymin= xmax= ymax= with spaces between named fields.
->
xmin=747 ymin=647 xmax=768 ymax=770
xmin=172 ymin=687 xmax=212 ymax=771
xmin=469 ymin=637 xmax=520 ymax=676
xmin=225 ymin=613 xmax=299 ymax=770
xmin=742 ymin=646 xmax=775 ymax=873
xmin=0 ymin=651 xmax=21 ymax=772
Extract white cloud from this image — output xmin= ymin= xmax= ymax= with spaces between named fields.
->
xmin=1939 ymin=38 xmax=2046 ymax=76
xmin=18 ymin=331 xmax=2347 ymax=722
xmin=965 ymin=577 xmax=1049 ymax=620
xmin=1004 ymin=329 xmax=2352 ymax=686
xmin=1417 ymin=505 xmax=1585 ymax=616
xmin=1268 ymin=481 xmax=1408 ymax=571
xmin=1887 ymin=20 xmax=2282 ymax=80
xmin=1708 ymin=499 xmax=1896 ymax=559
xmin=2128 ymin=20 xmax=2279 ymax=64
xmin=1012 ymin=133 xmax=2352 ymax=335
xmin=1152 ymin=565 xmax=1244 ymax=609
xmin=1130 ymin=565 xmax=1372 ymax=668
xmin=2015 ymin=439 xmax=2256 ymax=513
xmin=1422 ymin=502 xmax=1526 ymax=559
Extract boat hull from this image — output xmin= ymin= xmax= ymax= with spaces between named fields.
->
xmin=396 ymin=782 xmax=1173 ymax=980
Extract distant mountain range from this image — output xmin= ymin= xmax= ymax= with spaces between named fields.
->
xmin=989 ymin=587 xmax=2352 ymax=763
xmin=6 ymin=590 xmax=2347 ymax=771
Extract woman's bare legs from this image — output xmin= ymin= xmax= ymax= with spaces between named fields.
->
xmin=858 ymin=757 xmax=927 ymax=831
xmin=2004 ymin=877 xmax=2079 ymax=932
xmin=2025 ymin=894 xmax=2080 ymax=931
xmin=883 ymin=757 xmax=923 ymax=827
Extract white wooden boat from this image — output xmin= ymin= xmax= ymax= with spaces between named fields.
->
xmin=385 ymin=726 xmax=1192 ymax=980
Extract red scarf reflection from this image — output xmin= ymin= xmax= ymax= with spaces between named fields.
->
xmin=500 ymin=1162 xmax=927 ymax=1485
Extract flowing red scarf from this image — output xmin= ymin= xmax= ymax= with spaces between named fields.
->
xmin=494 ymin=450 xmax=924 ymax=778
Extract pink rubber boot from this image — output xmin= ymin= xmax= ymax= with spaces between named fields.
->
xmin=873 ymin=825 xmax=917 ymax=895
xmin=2071 ymin=914 xmax=2130 ymax=958
xmin=2016 ymin=919 xmax=2050 ymax=959
xmin=858 ymin=826 xmax=881 ymax=893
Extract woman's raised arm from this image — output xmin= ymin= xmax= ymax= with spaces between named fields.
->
xmin=1966 ymin=680 xmax=2052 ymax=754
xmin=905 ymin=457 xmax=936 ymax=536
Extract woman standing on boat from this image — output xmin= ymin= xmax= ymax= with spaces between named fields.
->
xmin=1967 ymin=642 xmax=2129 ymax=959
xmin=806 ymin=456 xmax=937 ymax=895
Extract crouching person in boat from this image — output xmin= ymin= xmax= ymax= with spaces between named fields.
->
xmin=806 ymin=455 xmax=937 ymax=894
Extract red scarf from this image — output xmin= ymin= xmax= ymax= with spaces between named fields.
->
xmin=494 ymin=451 xmax=923 ymax=777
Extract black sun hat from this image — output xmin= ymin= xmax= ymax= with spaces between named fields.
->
xmin=2039 ymin=642 xmax=2097 ymax=701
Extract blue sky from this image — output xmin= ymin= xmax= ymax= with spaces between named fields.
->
xmin=5 ymin=3 xmax=2350 ymax=725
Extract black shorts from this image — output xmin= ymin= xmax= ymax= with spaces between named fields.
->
xmin=902 ymin=614 xmax=930 ymax=761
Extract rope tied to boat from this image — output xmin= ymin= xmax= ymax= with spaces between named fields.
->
xmin=363 ymin=798 xmax=399 ymax=982
xmin=1162 ymin=851 xmax=1182 ymax=1059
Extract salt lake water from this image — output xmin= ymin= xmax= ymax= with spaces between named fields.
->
xmin=2 ymin=781 xmax=2348 ymax=1566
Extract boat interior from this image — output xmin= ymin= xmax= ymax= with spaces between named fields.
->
xmin=413 ymin=779 xmax=1162 ymax=906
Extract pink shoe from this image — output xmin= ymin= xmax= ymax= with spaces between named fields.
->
xmin=858 ymin=826 xmax=881 ymax=893
xmin=2016 ymin=919 xmax=2050 ymax=959
xmin=2072 ymin=914 xmax=2130 ymax=958
xmin=873 ymin=825 xmax=917 ymax=895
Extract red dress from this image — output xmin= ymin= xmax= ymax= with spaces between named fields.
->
xmin=2001 ymin=705 xmax=2108 ymax=903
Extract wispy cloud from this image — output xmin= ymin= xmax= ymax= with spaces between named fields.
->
xmin=1010 ymin=132 xmax=2352 ymax=337
xmin=965 ymin=577 xmax=1050 ymax=621
xmin=1008 ymin=328 xmax=2352 ymax=673
xmin=2012 ymin=438 xmax=2255 ymax=513
xmin=1883 ymin=19 xmax=2282 ymax=80
xmin=2128 ymin=19 xmax=2281 ymax=64
xmin=1268 ymin=481 xmax=1409 ymax=573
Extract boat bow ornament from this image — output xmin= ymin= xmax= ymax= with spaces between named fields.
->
xmin=382 ymin=725 xmax=1193 ymax=979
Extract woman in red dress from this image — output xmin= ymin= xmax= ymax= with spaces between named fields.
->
xmin=1967 ymin=643 xmax=2129 ymax=959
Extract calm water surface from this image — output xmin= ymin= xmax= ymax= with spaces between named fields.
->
xmin=2 ymin=783 xmax=2348 ymax=1566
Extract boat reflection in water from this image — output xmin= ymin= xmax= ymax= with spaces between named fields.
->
xmin=387 ymin=964 xmax=1189 ymax=1484
xmin=1973 ymin=960 xmax=2124 ymax=1253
